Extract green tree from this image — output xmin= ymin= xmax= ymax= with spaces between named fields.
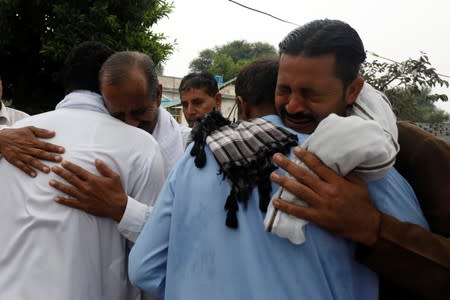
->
xmin=0 ymin=0 xmax=174 ymax=113
xmin=361 ymin=53 xmax=449 ymax=122
xmin=189 ymin=40 xmax=277 ymax=82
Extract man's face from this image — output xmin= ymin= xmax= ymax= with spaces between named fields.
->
xmin=180 ymin=88 xmax=220 ymax=127
xmin=101 ymin=70 xmax=161 ymax=134
xmin=275 ymin=54 xmax=357 ymax=134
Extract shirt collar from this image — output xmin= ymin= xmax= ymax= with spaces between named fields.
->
xmin=55 ymin=90 xmax=109 ymax=114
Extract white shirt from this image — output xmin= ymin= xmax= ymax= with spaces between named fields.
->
xmin=0 ymin=91 xmax=166 ymax=300
xmin=152 ymin=106 xmax=185 ymax=174
xmin=0 ymin=100 xmax=29 ymax=128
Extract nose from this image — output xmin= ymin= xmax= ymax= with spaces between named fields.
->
xmin=186 ymin=104 xmax=197 ymax=116
xmin=285 ymin=93 xmax=306 ymax=114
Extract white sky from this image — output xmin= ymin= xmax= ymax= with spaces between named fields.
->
xmin=153 ymin=0 xmax=450 ymax=113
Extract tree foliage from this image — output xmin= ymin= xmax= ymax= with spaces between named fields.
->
xmin=0 ymin=0 xmax=174 ymax=113
xmin=189 ymin=40 xmax=277 ymax=82
xmin=361 ymin=53 xmax=449 ymax=123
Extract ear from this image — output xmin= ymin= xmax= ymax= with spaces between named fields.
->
xmin=236 ymin=96 xmax=251 ymax=120
xmin=155 ymin=84 xmax=163 ymax=107
xmin=344 ymin=76 xmax=364 ymax=106
xmin=215 ymin=92 xmax=222 ymax=111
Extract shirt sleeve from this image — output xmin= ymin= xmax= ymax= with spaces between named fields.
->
xmin=356 ymin=213 xmax=450 ymax=299
xmin=117 ymin=196 xmax=153 ymax=242
xmin=118 ymin=143 xmax=166 ymax=242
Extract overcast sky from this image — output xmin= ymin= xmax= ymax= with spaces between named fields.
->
xmin=153 ymin=0 xmax=450 ymax=113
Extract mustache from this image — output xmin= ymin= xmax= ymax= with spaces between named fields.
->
xmin=278 ymin=106 xmax=315 ymax=121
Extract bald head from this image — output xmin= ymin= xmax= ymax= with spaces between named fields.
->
xmin=99 ymin=51 xmax=162 ymax=134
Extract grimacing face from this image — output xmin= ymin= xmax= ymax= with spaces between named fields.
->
xmin=101 ymin=70 xmax=161 ymax=134
xmin=180 ymin=87 xmax=221 ymax=127
xmin=275 ymin=53 xmax=362 ymax=134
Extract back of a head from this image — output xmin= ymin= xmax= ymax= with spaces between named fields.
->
xmin=99 ymin=51 xmax=159 ymax=100
xmin=279 ymin=19 xmax=366 ymax=85
xmin=178 ymin=71 xmax=219 ymax=97
xmin=235 ymin=59 xmax=278 ymax=110
xmin=63 ymin=41 xmax=114 ymax=95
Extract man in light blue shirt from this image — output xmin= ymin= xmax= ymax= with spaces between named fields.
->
xmin=128 ymin=115 xmax=428 ymax=300
xmin=128 ymin=45 xmax=429 ymax=299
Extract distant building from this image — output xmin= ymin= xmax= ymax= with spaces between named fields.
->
xmin=414 ymin=122 xmax=450 ymax=144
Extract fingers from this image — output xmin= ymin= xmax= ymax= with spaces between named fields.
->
xmin=26 ymin=157 xmax=51 ymax=174
xmin=292 ymin=147 xmax=338 ymax=183
xmin=95 ymin=159 xmax=117 ymax=178
xmin=49 ymin=178 xmax=84 ymax=198
xmin=10 ymin=159 xmax=37 ymax=177
xmin=28 ymin=126 xmax=56 ymax=138
xmin=272 ymin=151 xmax=322 ymax=191
xmin=51 ymin=164 xmax=86 ymax=187
xmin=59 ymin=160 xmax=92 ymax=181
xmin=33 ymin=141 xmax=65 ymax=155
xmin=270 ymin=171 xmax=318 ymax=206
xmin=272 ymin=199 xmax=317 ymax=222
xmin=54 ymin=197 xmax=85 ymax=211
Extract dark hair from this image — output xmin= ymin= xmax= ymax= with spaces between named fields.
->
xmin=279 ymin=19 xmax=366 ymax=86
xmin=235 ymin=58 xmax=278 ymax=109
xmin=63 ymin=41 xmax=114 ymax=95
xmin=99 ymin=51 xmax=160 ymax=100
xmin=178 ymin=71 xmax=219 ymax=97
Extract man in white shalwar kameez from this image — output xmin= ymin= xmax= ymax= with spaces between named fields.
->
xmin=0 ymin=42 xmax=166 ymax=300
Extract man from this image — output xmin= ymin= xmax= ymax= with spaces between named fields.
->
xmin=268 ymin=19 xmax=450 ymax=299
xmin=98 ymin=51 xmax=184 ymax=175
xmin=0 ymin=74 xmax=29 ymax=128
xmin=127 ymin=34 xmax=427 ymax=300
xmin=0 ymin=41 xmax=166 ymax=300
xmin=234 ymin=59 xmax=278 ymax=120
xmin=0 ymin=55 xmax=184 ymax=177
xmin=179 ymin=71 xmax=222 ymax=128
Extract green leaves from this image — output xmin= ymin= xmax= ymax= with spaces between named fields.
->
xmin=189 ymin=40 xmax=277 ymax=82
xmin=0 ymin=0 xmax=175 ymax=113
xmin=362 ymin=53 xmax=449 ymax=123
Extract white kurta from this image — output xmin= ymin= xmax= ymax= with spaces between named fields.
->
xmin=0 ymin=91 xmax=166 ymax=300
xmin=152 ymin=106 xmax=185 ymax=174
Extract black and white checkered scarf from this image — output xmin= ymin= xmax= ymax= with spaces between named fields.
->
xmin=190 ymin=110 xmax=298 ymax=228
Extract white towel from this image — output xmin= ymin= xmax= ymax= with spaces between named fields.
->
xmin=264 ymin=83 xmax=399 ymax=244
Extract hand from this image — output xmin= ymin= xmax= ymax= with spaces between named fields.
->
xmin=49 ymin=159 xmax=127 ymax=222
xmin=0 ymin=126 xmax=65 ymax=177
xmin=270 ymin=147 xmax=381 ymax=246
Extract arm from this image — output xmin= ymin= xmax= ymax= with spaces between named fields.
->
xmin=270 ymin=147 xmax=450 ymax=297
xmin=49 ymin=159 xmax=153 ymax=242
xmin=129 ymin=171 xmax=175 ymax=297
xmin=0 ymin=126 xmax=65 ymax=177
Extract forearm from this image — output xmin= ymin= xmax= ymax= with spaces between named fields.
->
xmin=356 ymin=213 xmax=450 ymax=298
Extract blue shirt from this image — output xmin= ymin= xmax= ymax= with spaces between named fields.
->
xmin=129 ymin=115 xmax=429 ymax=300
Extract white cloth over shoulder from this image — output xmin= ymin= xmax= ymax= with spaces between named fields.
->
xmin=152 ymin=106 xmax=185 ymax=174
xmin=0 ymin=100 xmax=29 ymax=128
xmin=264 ymin=83 xmax=399 ymax=244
